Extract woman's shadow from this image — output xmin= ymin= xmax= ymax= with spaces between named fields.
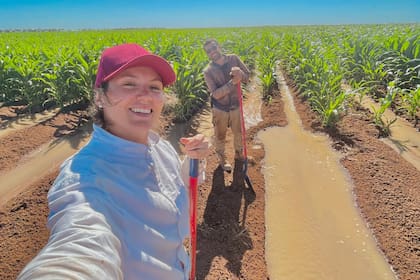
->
xmin=196 ymin=159 xmax=256 ymax=279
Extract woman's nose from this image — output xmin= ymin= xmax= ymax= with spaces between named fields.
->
xmin=135 ymin=87 xmax=154 ymax=97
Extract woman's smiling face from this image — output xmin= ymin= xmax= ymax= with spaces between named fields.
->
xmin=97 ymin=66 xmax=165 ymax=144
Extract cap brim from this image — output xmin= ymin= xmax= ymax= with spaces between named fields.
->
xmin=103 ymin=54 xmax=176 ymax=87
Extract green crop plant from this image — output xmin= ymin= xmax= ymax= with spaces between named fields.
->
xmin=257 ymin=52 xmax=277 ymax=100
xmin=399 ymin=86 xmax=420 ymax=123
xmin=171 ymin=49 xmax=208 ymax=122
xmin=372 ymin=81 xmax=398 ymax=136
xmin=5 ymin=53 xmax=47 ymax=112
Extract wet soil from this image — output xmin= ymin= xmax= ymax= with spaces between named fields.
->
xmin=0 ymin=76 xmax=419 ymax=280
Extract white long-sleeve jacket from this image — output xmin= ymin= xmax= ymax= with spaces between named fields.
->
xmin=17 ymin=125 xmax=204 ymax=280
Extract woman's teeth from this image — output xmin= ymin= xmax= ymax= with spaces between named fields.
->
xmin=131 ymin=108 xmax=151 ymax=113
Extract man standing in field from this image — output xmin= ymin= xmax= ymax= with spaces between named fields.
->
xmin=203 ymin=38 xmax=250 ymax=172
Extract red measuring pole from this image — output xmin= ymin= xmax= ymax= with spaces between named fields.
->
xmin=189 ymin=158 xmax=199 ymax=280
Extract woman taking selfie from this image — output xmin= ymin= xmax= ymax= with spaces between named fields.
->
xmin=17 ymin=43 xmax=209 ymax=280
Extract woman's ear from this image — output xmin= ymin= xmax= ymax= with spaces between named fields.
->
xmin=94 ymin=90 xmax=104 ymax=108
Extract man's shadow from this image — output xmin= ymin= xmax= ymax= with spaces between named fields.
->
xmin=196 ymin=160 xmax=256 ymax=279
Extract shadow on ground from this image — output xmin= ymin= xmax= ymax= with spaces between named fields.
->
xmin=196 ymin=160 xmax=256 ymax=279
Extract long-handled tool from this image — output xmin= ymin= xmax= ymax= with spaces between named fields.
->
xmin=237 ymin=83 xmax=255 ymax=194
xmin=189 ymin=158 xmax=199 ymax=280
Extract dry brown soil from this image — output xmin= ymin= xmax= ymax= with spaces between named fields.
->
xmin=0 ymin=76 xmax=419 ymax=280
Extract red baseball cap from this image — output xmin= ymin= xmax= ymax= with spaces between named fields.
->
xmin=95 ymin=43 xmax=176 ymax=88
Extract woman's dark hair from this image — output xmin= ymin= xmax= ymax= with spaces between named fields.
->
xmin=89 ymin=82 xmax=109 ymax=128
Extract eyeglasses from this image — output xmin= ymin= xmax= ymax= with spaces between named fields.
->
xmin=204 ymin=44 xmax=218 ymax=54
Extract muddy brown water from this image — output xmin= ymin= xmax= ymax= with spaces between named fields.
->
xmin=258 ymin=74 xmax=397 ymax=279
xmin=360 ymin=95 xmax=420 ymax=171
xmin=0 ymin=109 xmax=60 ymax=138
xmin=0 ymin=124 xmax=92 ymax=205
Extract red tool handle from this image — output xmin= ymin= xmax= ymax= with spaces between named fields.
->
xmin=189 ymin=158 xmax=199 ymax=280
xmin=237 ymin=83 xmax=255 ymax=192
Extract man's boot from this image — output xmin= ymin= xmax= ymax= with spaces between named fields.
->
xmin=218 ymin=154 xmax=232 ymax=172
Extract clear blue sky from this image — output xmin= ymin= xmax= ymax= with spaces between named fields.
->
xmin=0 ymin=0 xmax=419 ymax=30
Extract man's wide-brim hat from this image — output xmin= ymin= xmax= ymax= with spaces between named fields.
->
xmin=95 ymin=43 xmax=176 ymax=88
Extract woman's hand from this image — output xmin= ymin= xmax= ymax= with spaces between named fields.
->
xmin=180 ymin=134 xmax=211 ymax=159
